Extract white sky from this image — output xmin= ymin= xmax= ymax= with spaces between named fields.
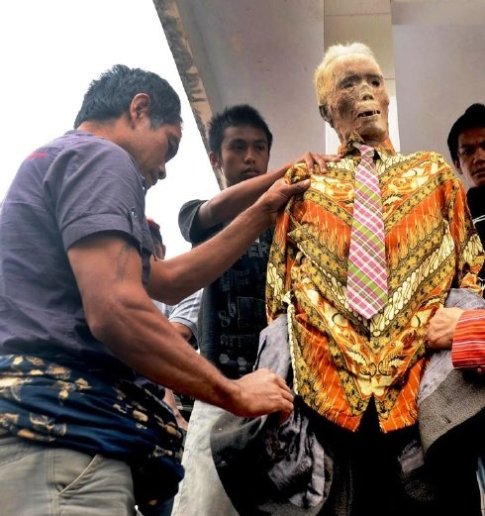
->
xmin=0 ymin=0 xmax=219 ymax=257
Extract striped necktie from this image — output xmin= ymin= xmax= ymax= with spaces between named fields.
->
xmin=347 ymin=143 xmax=388 ymax=319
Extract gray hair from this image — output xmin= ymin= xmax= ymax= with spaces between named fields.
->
xmin=314 ymin=42 xmax=377 ymax=108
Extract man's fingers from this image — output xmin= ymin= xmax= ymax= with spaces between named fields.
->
xmin=284 ymin=179 xmax=311 ymax=194
xmin=311 ymin=153 xmax=340 ymax=172
xmin=297 ymin=152 xmax=340 ymax=172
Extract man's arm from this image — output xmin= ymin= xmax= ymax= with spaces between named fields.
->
xmin=193 ymin=153 xmax=337 ymax=233
xmin=148 ymin=177 xmax=309 ymax=305
xmin=170 ymin=322 xmax=194 ymax=342
xmin=68 ymin=234 xmax=293 ymax=418
xmin=427 ymin=308 xmax=485 ymax=369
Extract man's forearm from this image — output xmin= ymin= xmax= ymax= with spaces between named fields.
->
xmin=150 ymin=205 xmax=269 ymax=303
xmin=92 ymin=294 xmax=293 ymax=418
xmin=197 ymin=168 xmax=286 ymax=230
xmin=95 ymin=292 xmax=242 ymax=407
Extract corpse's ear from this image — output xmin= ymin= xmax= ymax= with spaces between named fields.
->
xmin=319 ymin=104 xmax=331 ymax=124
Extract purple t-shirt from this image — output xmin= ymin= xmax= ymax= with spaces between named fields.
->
xmin=0 ymin=130 xmax=153 ymax=375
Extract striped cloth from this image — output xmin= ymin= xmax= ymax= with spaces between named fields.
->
xmin=452 ymin=309 xmax=485 ymax=368
xmin=347 ymin=143 xmax=388 ymax=318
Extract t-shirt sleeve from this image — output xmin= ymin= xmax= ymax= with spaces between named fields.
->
xmin=167 ymin=289 xmax=202 ymax=335
xmin=178 ymin=199 xmax=222 ymax=245
xmin=44 ymin=141 xmax=147 ymax=251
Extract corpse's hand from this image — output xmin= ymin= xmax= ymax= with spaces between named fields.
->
xmin=426 ymin=307 xmax=464 ymax=350
xmin=253 ymin=176 xmax=310 ymax=224
xmin=227 ymin=368 xmax=294 ymax=421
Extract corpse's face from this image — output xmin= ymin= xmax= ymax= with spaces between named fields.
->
xmin=322 ymin=54 xmax=389 ymax=146
xmin=455 ymin=127 xmax=485 ymax=188
xmin=210 ymin=125 xmax=270 ymax=187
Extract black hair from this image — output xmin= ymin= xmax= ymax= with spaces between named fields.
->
xmin=208 ymin=104 xmax=273 ymax=155
xmin=447 ymin=103 xmax=485 ymax=164
xmin=74 ymin=64 xmax=182 ymax=129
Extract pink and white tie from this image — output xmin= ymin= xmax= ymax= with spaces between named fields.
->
xmin=347 ymin=144 xmax=388 ymax=319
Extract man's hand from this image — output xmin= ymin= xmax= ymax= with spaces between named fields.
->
xmin=426 ymin=307 xmax=464 ymax=350
xmin=294 ymin=152 xmax=341 ymax=173
xmin=227 ymin=368 xmax=294 ymax=420
xmin=252 ymin=177 xmax=310 ymax=223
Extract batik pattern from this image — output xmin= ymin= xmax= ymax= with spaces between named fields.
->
xmin=267 ymin=141 xmax=484 ymax=432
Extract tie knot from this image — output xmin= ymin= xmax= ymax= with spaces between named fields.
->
xmin=355 ymin=143 xmax=375 ymax=160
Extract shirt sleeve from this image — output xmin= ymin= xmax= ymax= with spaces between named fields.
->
xmin=452 ymin=309 xmax=485 ymax=368
xmin=44 ymin=140 xmax=147 ymax=251
xmin=167 ymin=289 xmax=202 ymax=337
xmin=266 ymin=163 xmax=309 ymax=321
xmin=178 ymin=199 xmax=225 ymax=245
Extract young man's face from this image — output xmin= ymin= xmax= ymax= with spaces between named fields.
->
xmin=323 ymin=54 xmax=389 ymax=146
xmin=211 ymin=125 xmax=270 ymax=187
xmin=455 ymin=127 xmax=485 ymax=188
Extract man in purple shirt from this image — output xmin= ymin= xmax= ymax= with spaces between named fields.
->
xmin=0 ymin=64 xmax=307 ymax=515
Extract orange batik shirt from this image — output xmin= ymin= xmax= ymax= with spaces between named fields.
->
xmin=266 ymin=137 xmax=484 ymax=433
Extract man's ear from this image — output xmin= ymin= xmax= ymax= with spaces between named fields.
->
xmin=319 ymin=104 xmax=331 ymax=124
xmin=454 ymin=159 xmax=463 ymax=175
xmin=129 ymin=93 xmax=151 ymax=125
xmin=209 ymin=151 xmax=222 ymax=170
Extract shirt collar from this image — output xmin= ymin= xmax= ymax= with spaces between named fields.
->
xmin=338 ymin=131 xmax=396 ymax=159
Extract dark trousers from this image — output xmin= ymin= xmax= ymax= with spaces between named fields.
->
xmin=317 ymin=402 xmax=481 ymax=516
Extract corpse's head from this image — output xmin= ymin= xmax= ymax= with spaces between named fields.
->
xmin=447 ymin=103 xmax=485 ymax=188
xmin=314 ymin=43 xmax=390 ymax=147
xmin=208 ymin=104 xmax=273 ymax=187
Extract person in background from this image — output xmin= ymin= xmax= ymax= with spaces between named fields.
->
xmin=427 ymin=102 xmax=485 ymax=365
xmin=147 ymin=218 xmax=201 ymax=431
xmin=172 ymin=104 xmax=333 ymax=515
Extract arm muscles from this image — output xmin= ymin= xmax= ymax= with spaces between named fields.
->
xmin=68 ymin=233 xmax=293 ymax=418
xmin=67 ymin=233 xmax=235 ymax=403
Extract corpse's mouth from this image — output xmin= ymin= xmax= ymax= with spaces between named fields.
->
xmin=357 ymin=110 xmax=380 ymax=119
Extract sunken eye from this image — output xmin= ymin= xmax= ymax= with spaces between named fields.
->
xmin=371 ymin=78 xmax=381 ymax=87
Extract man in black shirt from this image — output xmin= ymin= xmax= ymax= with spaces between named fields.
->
xmin=447 ymin=103 xmax=485 ymax=285
xmin=173 ymin=104 xmax=330 ymax=515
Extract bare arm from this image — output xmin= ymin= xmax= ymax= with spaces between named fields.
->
xmin=148 ymin=176 xmax=310 ymax=305
xmin=170 ymin=321 xmax=194 ymax=342
xmin=68 ymin=235 xmax=293 ymax=418
xmin=196 ymin=167 xmax=286 ymax=231
xmin=196 ymin=153 xmax=338 ymax=231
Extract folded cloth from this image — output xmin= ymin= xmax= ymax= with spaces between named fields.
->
xmin=210 ymin=315 xmax=331 ymax=515
xmin=419 ymin=288 xmax=485 ymax=456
